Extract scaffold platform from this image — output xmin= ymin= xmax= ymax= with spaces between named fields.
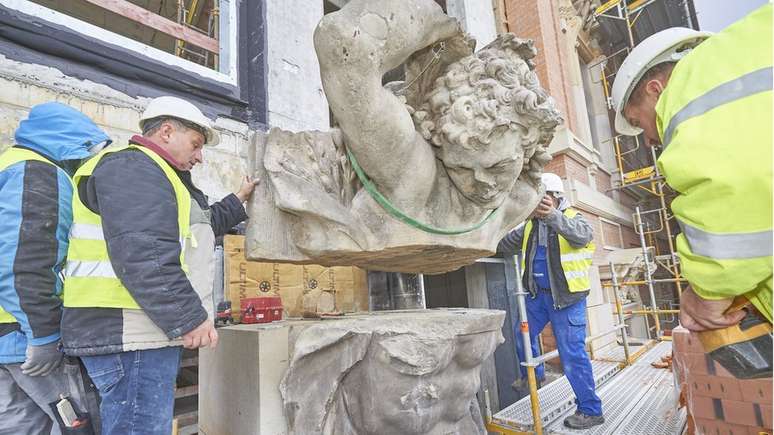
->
xmin=492 ymin=341 xmax=684 ymax=435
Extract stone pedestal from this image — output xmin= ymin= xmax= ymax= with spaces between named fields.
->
xmin=199 ymin=309 xmax=505 ymax=435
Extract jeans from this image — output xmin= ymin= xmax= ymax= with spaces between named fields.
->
xmin=81 ymin=347 xmax=182 ymax=435
xmin=515 ymin=290 xmax=603 ymax=416
xmin=0 ymin=358 xmax=99 ymax=435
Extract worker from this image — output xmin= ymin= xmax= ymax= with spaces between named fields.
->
xmin=0 ymin=102 xmax=109 ymax=434
xmin=610 ymin=4 xmax=772 ymax=330
xmin=60 ymin=96 xmax=258 ymax=435
xmin=498 ymin=173 xmax=601 ymax=429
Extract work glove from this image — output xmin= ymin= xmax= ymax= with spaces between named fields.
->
xmin=21 ymin=341 xmax=63 ymax=377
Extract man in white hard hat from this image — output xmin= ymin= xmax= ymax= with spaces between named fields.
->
xmin=611 ymin=5 xmax=772 ymax=331
xmin=499 ymin=173 xmax=601 ymax=429
xmin=60 ymin=96 xmax=258 ymax=434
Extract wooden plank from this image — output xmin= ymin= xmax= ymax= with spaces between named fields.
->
xmin=82 ymin=0 xmax=218 ymax=53
xmin=180 ymin=357 xmax=198 ymax=368
xmin=174 ymin=385 xmax=199 ymax=399
xmin=177 ymin=367 xmax=199 ymax=387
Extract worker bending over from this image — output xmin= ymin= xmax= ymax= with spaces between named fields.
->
xmin=611 ymin=4 xmax=772 ymax=329
xmin=61 ymin=96 xmax=257 ymax=435
xmin=499 ymin=173 xmax=601 ymax=430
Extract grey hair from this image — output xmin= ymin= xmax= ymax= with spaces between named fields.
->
xmin=141 ymin=116 xmax=206 ymax=139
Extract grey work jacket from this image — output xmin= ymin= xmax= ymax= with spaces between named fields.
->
xmin=498 ymin=199 xmax=594 ymax=309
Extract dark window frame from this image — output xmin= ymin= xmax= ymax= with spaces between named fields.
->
xmin=0 ymin=1 xmax=267 ymax=127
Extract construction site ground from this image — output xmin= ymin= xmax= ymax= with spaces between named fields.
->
xmin=492 ymin=341 xmax=684 ymax=435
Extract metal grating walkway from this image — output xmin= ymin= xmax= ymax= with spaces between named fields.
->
xmin=546 ymin=341 xmax=684 ymax=435
xmin=492 ymin=360 xmax=622 ymax=431
xmin=493 ymin=341 xmax=684 ymax=435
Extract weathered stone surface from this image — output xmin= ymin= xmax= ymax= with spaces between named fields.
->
xmin=199 ymin=309 xmax=504 ymax=435
xmin=246 ymin=0 xmax=561 ymax=274
xmin=281 ymin=309 xmax=505 ymax=435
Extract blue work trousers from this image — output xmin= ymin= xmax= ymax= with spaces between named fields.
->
xmin=515 ymin=290 xmax=602 ymax=416
xmin=81 ymin=347 xmax=182 ymax=435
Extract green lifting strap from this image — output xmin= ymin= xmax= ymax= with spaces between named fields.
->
xmin=346 ymin=148 xmax=499 ymax=235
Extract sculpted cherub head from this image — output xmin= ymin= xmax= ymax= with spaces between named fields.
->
xmin=411 ymin=34 xmax=562 ymax=209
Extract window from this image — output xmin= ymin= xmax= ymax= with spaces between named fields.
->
xmin=600 ymin=218 xmax=624 ymax=250
xmin=5 ymin=0 xmax=237 ymax=85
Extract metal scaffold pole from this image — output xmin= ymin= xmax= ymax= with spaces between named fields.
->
xmin=513 ymin=254 xmax=543 ymax=435
xmin=635 ymin=206 xmax=661 ymax=338
xmin=609 ymin=262 xmax=631 ymax=365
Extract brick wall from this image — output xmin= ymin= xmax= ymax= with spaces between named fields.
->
xmin=596 ymin=170 xmax=613 ymax=198
xmin=622 ymin=225 xmax=640 ymax=249
xmin=673 ymin=327 xmax=773 ymax=435
xmin=543 ymin=154 xmax=590 ymax=185
xmin=505 ymin=0 xmax=577 ymax=134
xmin=601 ymin=219 xmax=623 ymax=249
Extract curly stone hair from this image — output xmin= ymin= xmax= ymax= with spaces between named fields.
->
xmin=411 ymin=34 xmax=562 ymax=153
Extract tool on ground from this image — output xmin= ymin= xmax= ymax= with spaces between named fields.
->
xmin=698 ymin=296 xmax=773 ymax=379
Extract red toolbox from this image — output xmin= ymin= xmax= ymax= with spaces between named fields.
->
xmin=240 ymin=297 xmax=283 ymax=324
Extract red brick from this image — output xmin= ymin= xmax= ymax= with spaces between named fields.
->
xmin=695 ymin=418 xmax=751 ymax=435
xmin=760 ymin=402 xmax=773 ymax=428
xmin=692 ymin=396 xmax=722 ymax=420
xmin=690 ymin=374 xmax=743 ymax=401
xmin=686 ymin=352 xmax=712 ymax=376
xmin=723 ymin=400 xmax=760 ymax=427
xmin=740 ymin=379 xmax=773 ymax=405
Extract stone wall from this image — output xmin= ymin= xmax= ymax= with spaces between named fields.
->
xmin=0 ymin=55 xmax=249 ymax=201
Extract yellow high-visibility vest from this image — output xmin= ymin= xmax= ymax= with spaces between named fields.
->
xmin=63 ymin=145 xmax=192 ymax=308
xmin=520 ymin=208 xmax=596 ymax=293
xmin=656 ymin=4 xmax=772 ymax=321
xmin=0 ymin=147 xmax=65 ymax=323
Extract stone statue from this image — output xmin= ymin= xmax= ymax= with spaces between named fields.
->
xmin=279 ymin=309 xmax=505 ymax=434
xmin=246 ymin=0 xmax=561 ymax=273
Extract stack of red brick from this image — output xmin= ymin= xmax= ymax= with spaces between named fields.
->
xmin=673 ymin=326 xmax=773 ymax=435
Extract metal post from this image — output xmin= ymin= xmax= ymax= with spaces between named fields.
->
xmin=514 ymin=254 xmax=543 ymax=435
xmin=650 ymin=146 xmax=684 ymax=301
xmin=622 ymin=0 xmax=636 ymax=48
xmin=417 ymin=273 xmax=426 ymax=309
xmin=610 ymin=262 xmax=631 ymax=365
xmin=635 ymin=207 xmax=661 ymax=338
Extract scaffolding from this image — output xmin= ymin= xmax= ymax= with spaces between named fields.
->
xmin=589 ymin=0 xmax=689 ymax=340
xmin=484 ymin=1 xmax=697 ymax=433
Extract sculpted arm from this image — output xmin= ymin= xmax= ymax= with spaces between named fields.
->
xmin=313 ymin=0 xmax=458 ymax=188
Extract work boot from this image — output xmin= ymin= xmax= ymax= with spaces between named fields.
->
xmin=563 ymin=411 xmax=605 ymax=429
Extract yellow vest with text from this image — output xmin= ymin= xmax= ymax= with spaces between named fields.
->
xmin=63 ymin=145 xmax=192 ymax=309
xmin=520 ymin=209 xmax=595 ymax=292
xmin=655 ymin=4 xmax=772 ymax=321
xmin=0 ymin=148 xmax=67 ymax=323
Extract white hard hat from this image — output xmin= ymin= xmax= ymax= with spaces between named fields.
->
xmin=541 ymin=172 xmax=564 ymax=194
xmin=611 ymin=28 xmax=712 ymax=136
xmin=139 ymin=96 xmax=220 ymax=145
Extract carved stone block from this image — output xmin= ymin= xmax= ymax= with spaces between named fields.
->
xmin=245 ymin=0 xmax=561 ymax=273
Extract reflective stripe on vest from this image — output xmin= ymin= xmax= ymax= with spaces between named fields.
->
xmin=63 ymin=145 xmax=192 ymax=309
xmin=679 ymin=220 xmax=773 ymax=260
xmin=519 ymin=208 xmax=596 ymax=293
xmin=655 ymin=4 xmax=772 ymax=322
xmin=0 ymin=147 xmax=63 ymax=323
xmin=663 ymin=67 xmax=773 ymax=147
